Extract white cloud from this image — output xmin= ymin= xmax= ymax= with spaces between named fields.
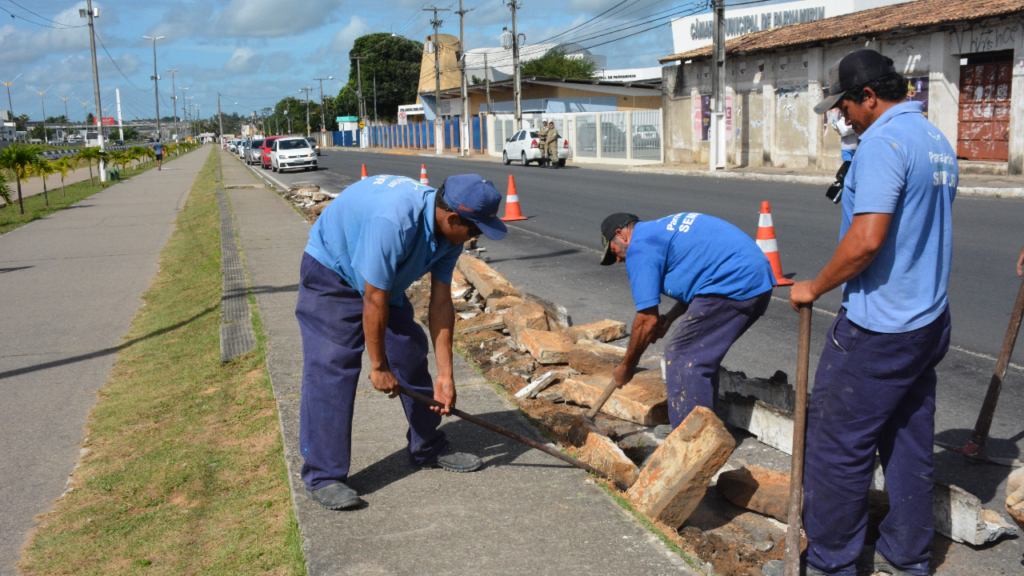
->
xmin=224 ymin=47 xmax=263 ymax=73
xmin=0 ymin=3 xmax=94 ymax=65
xmin=328 ymin=15 xmax=370 ymax=55
xmin=213 ymin=0 xmax=345 ymax=38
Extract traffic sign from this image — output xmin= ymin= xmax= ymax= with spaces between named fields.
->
xmin=358 ymin=121 xmax=364 ymax=129
xmin=321 ymin=128 xmax=326 ymax=133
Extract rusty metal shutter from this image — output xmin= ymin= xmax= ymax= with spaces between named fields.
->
xmin=957 ymin=61 xmax=1012 ymax=161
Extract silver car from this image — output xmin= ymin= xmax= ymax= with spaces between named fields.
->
xmin=245 ymin=139 xmax=264 ymax=164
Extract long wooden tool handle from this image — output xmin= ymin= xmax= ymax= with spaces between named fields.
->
xmin=398 ymin=387 xmax=627 ymax=490
xmin=585 ymin=377 xmax=619 ymax=420
xmin=969 ymin=274 xmax=1024 ymax=449
xmin=784 ymin=304 xmax=813 ymax=576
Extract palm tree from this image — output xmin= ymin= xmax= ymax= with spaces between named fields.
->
xmin=108 ymin=151 xmax=130 ymax=176
xmin=53 ymin=156 xmax=78 ymax=197
xmin=128 ymin=147 xmax=144 ymax=169
xmin=32 ymin=158 xmax=57 ymax=207
xmin=75 ymin=147 xmax=104 ymax=186
xmin=0 ymin=169 xmax=11 ymax=209
xmin=0 ymin=144 xmax=42 ymax=214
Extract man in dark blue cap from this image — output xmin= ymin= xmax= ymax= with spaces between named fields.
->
xmin=763 ymin=49 xmax=957 ymax=576
xmin=296 ymin=173 xmax=507 ymax=510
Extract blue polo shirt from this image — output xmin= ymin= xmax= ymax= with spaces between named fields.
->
xmin=154 ymin=142 xmax=162 ymax=155
xmin=841 ymin=101 xmax=957 ymax=333
xmin=304 ymin=175 xmax=463 ymax=306
xmin=625 ymin=214 xmax=775 ymax=310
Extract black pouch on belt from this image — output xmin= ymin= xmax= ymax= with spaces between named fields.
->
xmin=825 ymin=160 xmax=851 ymax=204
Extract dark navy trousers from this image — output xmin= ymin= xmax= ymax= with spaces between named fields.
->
xmin=295 ymin=253 xmax=449 ymax=490
xmin=804 ymin=307 xmax=951 ymax=576
xmin=663 ymin=289 xmax=772 ymax=427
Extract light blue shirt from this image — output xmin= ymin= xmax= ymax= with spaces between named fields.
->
xmin=626 ymin=214 xmax=775 ymax=310
xmin=841 ymin=101 xmax=957 ymax=333
xmin=305 ymin=175 xmax=462 ymax=306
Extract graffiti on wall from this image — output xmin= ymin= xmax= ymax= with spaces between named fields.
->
xmin=952 ymin=21 xmax=1024 ymax=54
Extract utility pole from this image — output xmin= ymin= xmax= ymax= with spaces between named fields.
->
xmin=60 ymin=92 xmax=74 ymax=140
xmin=179 ymin=87 xmax=189 ymax=139
xmin=217 ymin=92 xmax=223 ymax=137
xmin=314 ymin=76 xmax=333 ymax=136
xmin=424 ymin=7 xmax=449 ymax=155
xmin=285 ymin=109 xmax=291 ymax=134
xmin=352 ymin=56 xmax=366 ymax=147
xmin=83 ymin=0 xmax=105 ymax=180
xmin=503 ymin=1 xmax=523 ymax=131
xmin=484 ymin=53 xmax=492 ymax=115
xmin=373 ymin=71 xmax=378 ymax=124
xmin=300 ymin=87 xmax=313 ymax=137
xmin=166 ymin=69 xmax=178 ymax=140
xmin=115 ymin=88 xmax=124 ymax=141
xmin=143 ymin=35 xmax=164 ymax=141
xmin=710 ymin=0 xmax=726 ymax=171
xmin=456 ymin=0 xmax=474 ymax=156
xmin=36 ymin=88 xmax=50 ymax=144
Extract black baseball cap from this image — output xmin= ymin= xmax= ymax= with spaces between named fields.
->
xmin=813 ymin=50 xmax=897 ymax=114
xmin=600 ymin=213 xmax=640 ymax=265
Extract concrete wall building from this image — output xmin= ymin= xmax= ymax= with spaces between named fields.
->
xmin=658 ymin=0 xmax=1024 ymax=174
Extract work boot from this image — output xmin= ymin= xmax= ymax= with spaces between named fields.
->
xmin=869 ymin=552 xmax=915 ymax=576
xmin=305 ymin=482 xmax=364 ymax=510
xmin=422 ymin=452 xmax=481 ymax=473
xmin=761 ymin=559 xmax=828 ymax=576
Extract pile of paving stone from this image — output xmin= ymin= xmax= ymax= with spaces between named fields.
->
xmin=282 ymin=184 xmax=335 ymax=222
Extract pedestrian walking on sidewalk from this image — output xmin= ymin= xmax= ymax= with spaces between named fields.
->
xmin=781 ymin=49 xmax=958 ymax=576
xmin=154 ymin=139 xmax=163 ymax=171
xmin=296 ymin=174 xmax=508 ymax=510
xmin=598 ymin=211 xmax=775 ymax=431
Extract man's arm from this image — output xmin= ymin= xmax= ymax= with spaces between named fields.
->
xmin=653 ymin=301 xmax=689 ymax=340
xmin=364 ymin=283 xmax=400 ymax=398
xmin=790 ymin=213 xmax=892 ymax=309
xmin=612 ymin=306 xmax=660 ymax=388
xmin=1017 ymin=244 xmax=1024 ymax=277
xmin=428 ymin=275 xmax=457 ymax=415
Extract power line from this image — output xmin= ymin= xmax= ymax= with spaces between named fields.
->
xmin=6 ymin=0 xmax=85 ymax=28
xmin=93 ymin=30 xmax=150 ymax=92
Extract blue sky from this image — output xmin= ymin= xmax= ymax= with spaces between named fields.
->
xmin=0 ymin=0 xmax=725 ymax=123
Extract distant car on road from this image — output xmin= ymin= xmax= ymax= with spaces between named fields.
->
xmin=270 ymin=137 xmax=318 ymax=173
xmin=305 ymin=137 xmax=321 ymax=156
xmin=260 ymin=136 xmax=283 ymax=170
xmin=501 ymin=129 xmax=570 ymax=167
xmin=245 ymin=139 xmax=264 ymax=165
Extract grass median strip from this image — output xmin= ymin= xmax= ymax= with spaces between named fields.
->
xmin=0 ymin=154 xmax=181 ymax=236
xmin=19 ymin=149 xmax=305 ymax=575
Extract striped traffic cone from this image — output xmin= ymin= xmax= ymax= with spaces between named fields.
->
xmin=360 ymin=163 xmax=368 ymax=180
xmin=756 ymin=201 xmax=794 ymax=286
xmin=500 ymin=175 xmax=527 ymax=221
xmin=420 ymin=164 xmax=429 ymax=185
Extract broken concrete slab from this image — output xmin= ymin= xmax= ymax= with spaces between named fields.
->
xmin=567 ymin=319 xmax=628 ymax=343
xmin=717 ymin=393 xmax=794 ymax=455
xmin=567 ymin=417 xmax=640 ymax=488
xmin=503 ymin=302 xmax=549 ymax=343
xmin=456 ymin=255 xmax=520 ymax=299
xmin=486 ymin=295 xmax=523 ymax=313
xmin=716 ymin=466 xmax=791 ymax=524
xmin=561 ymin=371 xmax=668 ymax=426
xmin=451 ymin=268 xmax=469 ymax=288
xmin=456 ymin=313 xmax=506 ymax=335
xmin=523 ymin=293 xmax=571 ymax=329
xmin=514 ymin=370 xmax=557 ymax=399
xmin=719 ymin=369 xmax=795 ymax=412
xmin=626 ymin=406 xmax=736 ymax=528
xmin=519 ymin=329 xmax=573 ymax=365
xmin=1007 ymin=467 xmax=1024 ymax=530
xmin=935 ymin=482 xmax=1017 ymax=545
xmin=567 ymin=339 xmax=626 ymax=374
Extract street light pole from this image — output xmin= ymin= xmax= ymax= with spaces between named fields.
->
xmin=710 ymin=0 xmax=726 ymax=171
xmin=503 ymin=0 xmax=524 ymax=131
xmin=82 ymin=0 xmax=106 ymax=180
xmin=2 ymin=73 xmax=22 ymax=136
xmin=456 ymin=0 xmax=474 ymax=156
xmin=314 ymin=76 xmax=332 ymax=135
xmin=166 ymin=69 xmax=178 ymax=140
xmin=59 ymin=92 xmax=74 ymax=140
xmin=299 ymin=87 xmax=313 ymax=137
xmin=143 ymin=35 xmax=164 ymax=141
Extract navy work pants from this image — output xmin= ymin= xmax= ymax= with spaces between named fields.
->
xmin=663 ymin=289 xmax=772 ymax=427
xmin=803 ymin=307 xmax=951 ymax=576
xmin=295 ymin=253 xmax=449 ymax=490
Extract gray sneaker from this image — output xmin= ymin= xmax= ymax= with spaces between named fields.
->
xmin=870 ymin=552 xmax=914 ymax=576
xmin=761 ymin=560 xmax=828 ymax=576
xmin=305 ymin=482 xmax=364 ymax=510
xmin=423 ymin=452 xmax=482 ymax=473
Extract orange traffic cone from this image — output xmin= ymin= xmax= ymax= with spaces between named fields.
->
xmin=500 ymin=175 xmax=527 ymax=221
xmin=360 ymin=163 xmax=368 ymax=180
xmin=756 ymin=201 xmax=794 ymax=286
xmin=420 ymin=164 xmax=429 ymax=185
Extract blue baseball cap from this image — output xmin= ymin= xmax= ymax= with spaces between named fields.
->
xmin=439 ymin=174 xmax=507 ymax=240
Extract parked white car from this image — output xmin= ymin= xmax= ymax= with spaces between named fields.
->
xmin=501 ymin=129 xmax=570 ymax=167
xmin=271 ymin=137 xmax=318 ymax=172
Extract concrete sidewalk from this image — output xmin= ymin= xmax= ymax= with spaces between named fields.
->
xmin=0 ymin=147 xmax=210 ymax=575
xmin=219 ymin=148 xmax=695 ymax=575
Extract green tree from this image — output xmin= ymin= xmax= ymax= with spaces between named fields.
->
xmin=75 ymin=147 xmax=105 ymax=186
xmin=0 ymin=168 xmax=11 ymax=208
xmin=121 ymin=126 xmax=141 ymax=141
xmin=333 ymin=33 xmax=423 ymax=124
xmin=0 ymin=144 xmax=42 ymax=213
xmin=520 ymin=48 xmax=597 ymax=79
xmin=86 ymin=112 xmax=95 ymax=126
xmin=31 ymin=158 xmax=57 ymax=206
xmin=53 ymin=156 xmax=78 ymax=197
xmin=272 ymin=97 xmax=321 ymax=135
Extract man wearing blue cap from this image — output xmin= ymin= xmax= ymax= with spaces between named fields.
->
xmin=763 ymin=49 xmax=957 ymax=576
xmin=296 ymin=173 xmax=507 ymax=510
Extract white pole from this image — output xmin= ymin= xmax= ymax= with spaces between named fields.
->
xmin=116 ymin=88 xmax=124 ymax=141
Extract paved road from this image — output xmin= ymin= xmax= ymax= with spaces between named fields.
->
xmin=0 ymin=148 xmax=208 ymax=575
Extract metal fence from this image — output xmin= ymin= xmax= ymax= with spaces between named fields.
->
xmin=576 ymin=114 xmax=597 ymax=158
xmin=631 ymin=109 xmax=662 ymax=161
xmin=601 ymin=111 xmax=628 ymax=159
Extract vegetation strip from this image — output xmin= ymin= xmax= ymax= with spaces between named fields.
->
xmin=18 ymin=149 xmax=304 ymax=576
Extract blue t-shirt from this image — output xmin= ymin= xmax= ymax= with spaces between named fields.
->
xmin=305 ymin=175 xmax=463 ymax=306
xmin=625 ymin=213 xmax=775 ymax=311
xmin=841 ymin=101 xmax=956 ymax=333
xmin=154 ymin=143 xmax=162 ymax=155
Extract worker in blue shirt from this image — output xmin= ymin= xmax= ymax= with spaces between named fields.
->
xmin=297 ymin=174 xmax=507 ymax=510
xmin=766 ymin=50 xmax=957 ymax=576
xmin=599 ymin=212 xmax=775 ymax=430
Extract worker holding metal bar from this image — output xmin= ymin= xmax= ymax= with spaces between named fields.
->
xmin=598 ymin=212 xmax=775 ymax=432
xmin=296 ymin=174 xmax=507 ymax=511
xmin=779 ymin=50 xmax=958 ymax=576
